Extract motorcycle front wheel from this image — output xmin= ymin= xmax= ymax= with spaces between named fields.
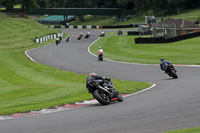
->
xmin=171 ymin=70 xmax=178 ymax=79
xmin=117 ymin=94 xmax=123 ymax=102
xmin=93 ymin=90 xmax=110 ymax=105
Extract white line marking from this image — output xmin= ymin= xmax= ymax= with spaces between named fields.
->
xmin=123 ymin=83 xmax=156 ymax=97
xmin=25 ymin=50 xmax=36 ymax=62
xmin=25 ymin=42 xmax=55 ymax=63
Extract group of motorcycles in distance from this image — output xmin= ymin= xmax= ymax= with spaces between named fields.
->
xmin=56 ymin=31 xmax=106 ymax=45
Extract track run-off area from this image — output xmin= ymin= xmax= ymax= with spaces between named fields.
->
xmin=0 ymin=29 xmax=200 ymax=133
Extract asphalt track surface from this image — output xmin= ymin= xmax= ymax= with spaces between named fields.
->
xmin=1 ymin=29 xmax=200 ymax=133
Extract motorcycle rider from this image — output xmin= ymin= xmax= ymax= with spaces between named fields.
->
xmin=79 ymin=32 xmax=83 ymax=37
xmin=160 ymin=58 xmax=177 ymax=73
xmin=56 ymin=37 xmax=60 ymax=45
xmin=97 ymin=46 xmax=103 ymax=60
xmin=66 ymin=35 xmax=70 ymax=42
xmin=86 ymin=71 xmax=109 ymax=93
xmin=85 ymin=32 xmax=90 ymax=39
xmin=97 ymin=46 xmax=103 ymax=55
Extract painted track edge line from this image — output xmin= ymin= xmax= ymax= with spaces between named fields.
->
xmin=123 ymin=83 xmax=156 ymax=98
xmin=25 ymin=42 xmax=55 ymax=63
xmin=0 ymin=83 xmax=156 ymax=121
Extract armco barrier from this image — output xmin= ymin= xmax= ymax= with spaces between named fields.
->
xmin=135 ymin=31 xmax=200 ymax=44
xmin=127 ymin=31 xmax=152 ymax=35
xmin=101 ymin=24 xmax=133 ymax=29
xmin=34 ymin=32 xmax=63 ymax=43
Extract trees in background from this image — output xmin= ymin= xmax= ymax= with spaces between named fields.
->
xmin=1 ymin=0 xmax=200 ymax=16
xmin=1 ymin=0 xmax=16 ymax=12
xmin=1 ymin=0 xmax=35 ymax=14
xmin=19 ymin=0 xmax=35 ymax=15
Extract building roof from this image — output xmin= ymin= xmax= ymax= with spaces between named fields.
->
xmin=152 ymin=18 xmax=200 ymax=29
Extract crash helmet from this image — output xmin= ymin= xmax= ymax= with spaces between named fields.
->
xmin=161 ymin=58 xmax=165 ymax=62
xmin=89 ymin=71 xmax=96 ymax=76
xmin=99 ymin=46 xmax=101 ymax=49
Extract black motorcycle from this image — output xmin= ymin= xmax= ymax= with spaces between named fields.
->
xmin=98 ymin=53 xmax=103 ymax=61
xmin=56 ymin=36 xmax=62 ymax=45
xmin=66 ymin=35 xmax=70 ymax=42
xmin=165 ymin=64 xmax=178 ymax=79
xmin=85 ymin=34 xmax=90 ymax=39
xmin=88 ymin=78 xmax=123 ymax=105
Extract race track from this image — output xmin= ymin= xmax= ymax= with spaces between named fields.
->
xmin=0 ymin=29 xmax=200 ymax=133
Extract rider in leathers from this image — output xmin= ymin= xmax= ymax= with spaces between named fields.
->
xmin=160 ymin=58 xmax=177 ymax=73
xmin=86 ymin=71 xmax=108 ymax=93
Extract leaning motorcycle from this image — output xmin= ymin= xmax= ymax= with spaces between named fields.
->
xmin=66 ymin=36 xmax=70 ymax=42
xmin=77 ymin=35 xmax=83 ymax=40
xmin=85 ymin=34 xmax=90 ymax=39
xmin=88 ymin=78 xmax=123 ymax=105
xmin=165 ymin=64 xmax=178 ymax=79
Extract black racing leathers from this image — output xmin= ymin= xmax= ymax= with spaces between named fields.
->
xmin=86 ymin=75 xmax=104 ymax=93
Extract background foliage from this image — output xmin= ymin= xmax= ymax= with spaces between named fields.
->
xmin=1 ymin=0 xmax=200 ymax=17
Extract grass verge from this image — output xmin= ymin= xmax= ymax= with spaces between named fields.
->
xmin=163 ymin=127 xmax=200 ymax=133
xmin=90 ymin=36 xmax=200 ymax=65
xmin=0 ymin=13 xmax=152 ymax=115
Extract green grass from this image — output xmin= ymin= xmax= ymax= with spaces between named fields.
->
xmin=0 ymin=13 xmax=152 ymax=115
xmin=90 ymin=36 xmax=200 ymax=65
xmin=163 ymin=127 xmax=200 ymax=133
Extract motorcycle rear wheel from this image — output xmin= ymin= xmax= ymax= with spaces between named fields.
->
xmin=93 ymin=90 xmax=110 ymax=105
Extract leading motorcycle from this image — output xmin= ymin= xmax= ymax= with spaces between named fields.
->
xmin=87 ymin=78 xmax=123 ymax=105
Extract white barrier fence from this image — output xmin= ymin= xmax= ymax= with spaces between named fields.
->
xmin=35 ymin=32 xmax=63 ymax=43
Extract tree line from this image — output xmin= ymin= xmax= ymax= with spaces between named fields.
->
xmin=1 ymin=0 xmax=200 ymax=16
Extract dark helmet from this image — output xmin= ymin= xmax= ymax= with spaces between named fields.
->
xmin=161 ymin=58 xmax=165 ymax=62
xmin=89 ymin=71 xmax=96 ymax=76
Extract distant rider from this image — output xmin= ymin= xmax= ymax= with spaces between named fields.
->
xmin=66 ymin=35 xmax=70 ymax=42
xmin=56 ymin=37 xmax=60 ymax=45
xmin=160 ymin=58 xmax=177 ymax=73
xmin=85 ymin=32 xmax=90 ymax=39
xmin=101 ymin=31 xmax=105 ymax=36
xmin=80 ymin=32 xmax=83 ymax=37
xmin=97 ymin=46 xmax=103 ymax=56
